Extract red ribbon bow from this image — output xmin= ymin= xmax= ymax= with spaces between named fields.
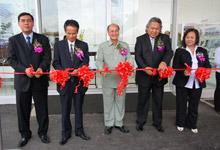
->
xmin=115 ymin=61 xmax=134 ymax=96
xmin=74 ymin=65 xmax=95 ymax=93
xmin=158 ymin=66 xmax=174 ymax=81
xmin=50 ymin=68 xmax=74 ymax=90
xmin=195 ymin=67 xmax=210 ymax=83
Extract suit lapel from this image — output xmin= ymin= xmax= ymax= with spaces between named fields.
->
xmin=73 ymin=39 xmax=80 ymax=66
xmin=18 ymin=33 xmax=31 ymax=54
xmin=145 ymin=34 xmax=153 ymax=55
xmin=63 ymin=40 xmax=72 ymax=65
xmin=153 ymin=35 xmax=159 ymax=52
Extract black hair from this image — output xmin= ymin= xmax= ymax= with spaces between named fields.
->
xmin=64 ymin=20 xmax=79 ymax=31
xmin=18 ymin=12 xmax=34 ymax=22
xmin=181 ymin=28 xmax=200 ymax=48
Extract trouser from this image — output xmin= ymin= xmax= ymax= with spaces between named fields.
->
xmin=136 ymin=83 xmax=164 ymax=126
xmin=16 ymin=88 xmax=49 ymax=138
xmin=102 ymin=86 xmax=126 ymax=127
xmin=214 ymin=72 xmax=220 ymax=112
xmin=60 ymin=90 xmax=85 ymax=138
xmin=176 ymin=86 xmax=202 ymax=129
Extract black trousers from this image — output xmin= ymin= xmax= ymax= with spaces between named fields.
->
xmin=176 ymin=86 xmax=202 ymax=129
xmin=60 ymin=88 xmax=85 ymax=138
xmin=136 ymin=82 xmax=164 ymax=126
xmin=214 ymin=72 xmax=220 ymax=112
xmin=16 ymin=88 xmax=49 ymax=138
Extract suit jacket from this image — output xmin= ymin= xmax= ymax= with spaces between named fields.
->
xmin=135 ymin=33 xmax=173 ymax=87
xmin=172 ymin=47 xmax=211 ymax=88
xmin=7 ymin=32 xmax=51 ymax=92
xmin=53 ymin=39 xmax=89 ymax=95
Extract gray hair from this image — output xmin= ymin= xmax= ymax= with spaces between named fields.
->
xmin=146 ymin=17 xmax=162 ymax=32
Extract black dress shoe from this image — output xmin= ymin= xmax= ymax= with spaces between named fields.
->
xmin=104 ymin=126 xmax=113 ymax=134
xmin=59 ymin=137 xmax=69 ymax=145
xmin=18 ymin=137 xmax=30 ymax=147
xmin=153 ymin=124 xmax=164 ymax=133
xmin=76 ymin=133 xmax=91 ymax=140
xmin=136 ymin=124 xmax=143 ymax=132
xmin=40 ymin=135 xmax=50 ymax=143
xmin=115 ymin=126 xmax=129 ymax=133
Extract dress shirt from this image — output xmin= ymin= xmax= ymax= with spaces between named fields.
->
xmin=23 ymin=32 xmax=33 ymax=45
xmin=150 ymin=37 xmax=155 ymax=50
xmin=184 ymin=46 xmax=200 ymax=89
xmin=215 ymin=47 xmax=220 ymax=73
xmin=67 ymin=40 xmax=75 ymax=53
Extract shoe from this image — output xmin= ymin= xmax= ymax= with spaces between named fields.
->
xmin=59 ymin=137 xmax=69 ymax=145
xmin=115 ymin=126 xmax=129 ymax=133
xmin=136 ymin=124 xmax=143 ymax=132
xmin=177 ymin=126 xmax=184 ymax=132
xmin=104 ymin=126 xmax=113 ymax=134
xmin=40 ymin=135 xmax=50 ymax=143
xmin=18 ymin=137 xmax=30 ymax=147
xmin=153 ymin=124 xmax=164 ymax=133
xmin=76 ymin=133 xmax=91 ymax=140
xmin=191 ymin=128 xmax=198 ymax=134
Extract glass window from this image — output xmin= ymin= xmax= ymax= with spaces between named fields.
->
xmin=41 ymin=0 xmax=107 ymax=51
xmin=177 ymin=0 xmax=220 ymax=93
xmin=0 ymin=0 xmax=36 ymax=95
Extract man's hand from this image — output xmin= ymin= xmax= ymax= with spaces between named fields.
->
xmin=25 ymin=67 xmax=34 ymax=78
xmin=35 ymin=68 xmax=43 ymax=78
xmin=184 ymin=70 xmax=190 ymax=76
xmin=69 ymin=69 xmax=78 ymax=76
xmin=158 ymin=62 xmax=167 ymax=71
xmin=144 ymin=67 xmax=153 ymax=75
xmin=101 ymin=72 xmax=108 ymax=77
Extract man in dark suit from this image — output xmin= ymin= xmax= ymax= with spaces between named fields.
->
xmin=135 ymin=17 xmax=173 ymax=133
xmin=53 ymin=20 xmax=90 ymax=145
xmin=7 ymin=12 xmax=51 ymax=147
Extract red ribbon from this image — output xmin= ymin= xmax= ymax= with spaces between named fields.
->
xmin=103 ymin=64 xmax=112 ymax=74
xmin=184 ymin=63 xmax=192 ymax=75
xmin=27 ymin=64 xmax=34 ymax=75
xmin=115 ymin=61 xmax=134 ymax=96
xmin=50 ymin=68 xmax=73 ymax=90
xmin=158 ymin=66 xmax=174 ymax=81
xmin=195 ymin=67 xmax=211 ymax=83
xmin=0 ymin=76 xmax=3 ymax=88
xmin=74 ymin=65 xmax=95 ymax=93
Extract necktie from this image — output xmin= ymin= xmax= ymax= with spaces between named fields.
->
xmin=151 ymin=38 xmax=155 ymax=51
xmin=26 ymin=36 xmax=31 ymax=49
xmin=70 ymin=44 xmax=74 ymax=61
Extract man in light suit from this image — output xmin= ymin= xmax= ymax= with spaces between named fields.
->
xmin=96 ymin=24 xmax=134 ymax=134
xmin=7 ymin=12 xmax=51 ymax=147
xmin=135 ymin=17 xmax=173 ymax=133
xmin=53 ymin=20 xmax=90 ymax=145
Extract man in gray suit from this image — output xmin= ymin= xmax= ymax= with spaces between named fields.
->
xmin=96 ymin=24 xmax=134 ymax=134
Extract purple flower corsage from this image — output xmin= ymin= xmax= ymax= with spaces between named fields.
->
xmin=157 ymin=37 xmax=165 ymax=52
xmin=33 ymin=40 xmax=43 ymax=53
xmin=196 ymin=52 xmax=205 ymax=62
xmin=117 ymin=44 xmax=128 ymax=56
xmin=74 ymin=46 xmax=84 ymax=61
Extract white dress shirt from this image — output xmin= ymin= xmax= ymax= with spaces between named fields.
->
xmin=184 ymin=46 xmax=200 ymax=89
xmin=67 ymin=40 xmax=75 ymax=53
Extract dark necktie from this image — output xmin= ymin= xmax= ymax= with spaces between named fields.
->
xmin=70 ymin=44 xmax=74 ymax=61
xmin=26 ymin=36 xmax=31 ymax=49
